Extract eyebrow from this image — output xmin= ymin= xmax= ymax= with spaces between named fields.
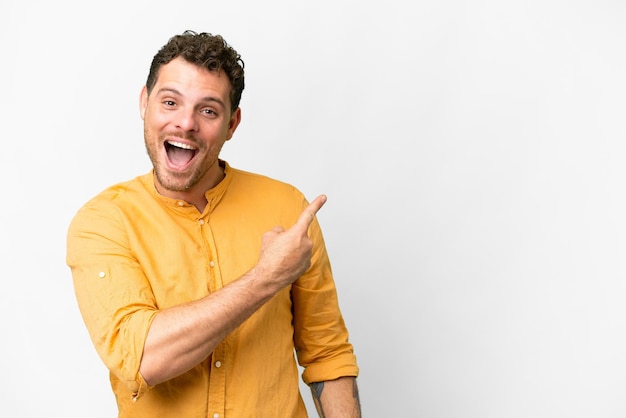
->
xmin=156 ymin=87 xmax=226 ymax=109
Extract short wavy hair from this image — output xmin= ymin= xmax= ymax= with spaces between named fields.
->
xmin=146 ymin=30 xmax=245 ymax=113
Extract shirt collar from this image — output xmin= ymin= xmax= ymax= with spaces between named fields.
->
xmin=143 ymin=159 xmax=233 ymax=216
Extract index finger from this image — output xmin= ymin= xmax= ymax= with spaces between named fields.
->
xmin=293 ymin=194 xmax=327 ymax=233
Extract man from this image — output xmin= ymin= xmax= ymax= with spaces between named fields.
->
xmin=66 ymin=31 xmax=360 ymax=417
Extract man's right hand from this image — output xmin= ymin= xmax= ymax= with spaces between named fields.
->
xmin=256 ymin=194 xmax=327 ymax=287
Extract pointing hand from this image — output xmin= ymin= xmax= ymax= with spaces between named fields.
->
xmin=257 ymin=195 xmax=327 ymax=286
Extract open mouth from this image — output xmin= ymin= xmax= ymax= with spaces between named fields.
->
xmin=165 ymin=140 xmax=197 ymax=168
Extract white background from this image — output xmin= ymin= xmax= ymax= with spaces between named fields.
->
xmin=1 ymin=1 xmax=626 ymax=417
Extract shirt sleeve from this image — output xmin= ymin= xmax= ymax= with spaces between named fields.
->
xmin=291 ymin=201 xmax=359 ymax=384
xmin=66 ymin=196 xmax=157 ymax=400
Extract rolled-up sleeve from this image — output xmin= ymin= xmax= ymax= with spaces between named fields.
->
xmin=291 ymin=212 xmax=359 ymax=384
xmin=67 ymin=198 xmax=157 ymax=399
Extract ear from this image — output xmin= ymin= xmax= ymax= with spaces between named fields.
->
xmin=139 ymin=86 xmax=148 ymax=120
xmin=226 ymin=107 xmax=242 ymax=141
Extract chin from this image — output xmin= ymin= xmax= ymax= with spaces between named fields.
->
xmin=155 ymin=170 xmax=194 ymax=192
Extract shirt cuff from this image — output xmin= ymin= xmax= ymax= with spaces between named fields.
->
xmin=130 ymin=371 xmax=153 ymax=402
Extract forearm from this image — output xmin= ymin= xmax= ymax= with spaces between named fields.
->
xmin=139 ymin=266 xmax=279 ymax=385
xmin=310 ymin=376 xmax=361 ymax=418
xmin=140 ymin=195 xmax=327 ymax=386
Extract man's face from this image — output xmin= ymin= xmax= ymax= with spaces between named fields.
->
xmin=140 ymin=57 xmax=241 ymax=198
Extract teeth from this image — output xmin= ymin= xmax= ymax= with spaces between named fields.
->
xmin=167 ymin=140 xmax=196 ymax=150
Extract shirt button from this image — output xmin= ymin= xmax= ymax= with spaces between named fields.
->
xmin=177 ymin=201 xmax=184 ymax=207
xmin=209 ymin=261 xmax=215 ymax=267
xmin=215 ymin=361 xmax=222 ymax=368
xmin=98 ymin=271 xmax=106 ymax=278
xmin=213 ymin=414 xmax=219 ymax=418
xmin=198 ymin=219 xmax=205 ymax=225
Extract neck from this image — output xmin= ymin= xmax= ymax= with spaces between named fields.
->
xmin=154 ymin=163 xmax=225 ymax=213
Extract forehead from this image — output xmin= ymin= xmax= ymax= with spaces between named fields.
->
xmin=153 ymin=57 xmax=232 ymax=105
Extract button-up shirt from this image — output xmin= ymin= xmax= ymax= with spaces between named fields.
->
xmin=66 ymin=162 xmax=358 ymax=417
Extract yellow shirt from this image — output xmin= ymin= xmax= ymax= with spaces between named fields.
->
xmin=66 ymin=162 xmax=358 ymax=418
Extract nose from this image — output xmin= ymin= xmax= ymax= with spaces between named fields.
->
xmin=174 ymin=108 xmax=199 ymax=132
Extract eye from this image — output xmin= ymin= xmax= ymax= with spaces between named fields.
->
xmin=201 ymin=108 xmax=217 ymax=117
xmin=162 ymin=100 xmax=176 ymax=108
